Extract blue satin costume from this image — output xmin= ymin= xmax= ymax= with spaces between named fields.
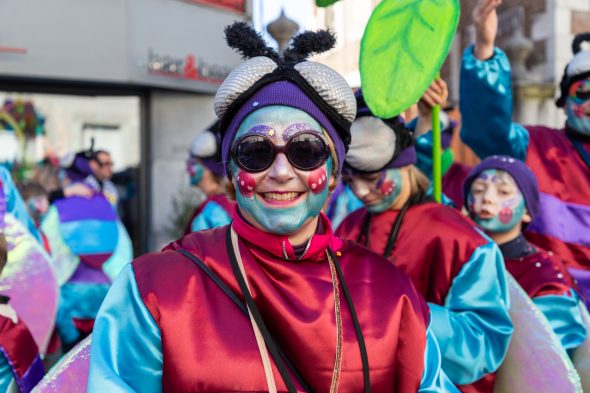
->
xmin=459 ymin=45 xmax=590 ymax=313
xmin=0 ymin=167 xmax=41 ymax=243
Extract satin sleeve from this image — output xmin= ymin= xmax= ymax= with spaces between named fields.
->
xmin=459 ymin=46 xmax=529 ymax=161
xmin=427 ymin=240 xmax=513 ymax=385
xmin=419 ymin=322 xmax=460 ymax=392
xmin=0 ymin=167 xmax=41 ymax=243
xmin=102 ymin=221 xmax=133 ymax=282
xmin=88 ymin=264 xmax=163 ymax=393
xmin=190 ymin=201 xmax=232 ymax=232
xmin=533 ymin=290 xmax=587 ymax=351
xmin=0 ymin=355 xmax=13 ymax=393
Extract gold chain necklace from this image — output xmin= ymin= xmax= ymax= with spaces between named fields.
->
xmin=327 ymin=251 xmax=343 ymax=393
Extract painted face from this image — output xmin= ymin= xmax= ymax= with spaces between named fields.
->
xmin=565 ymin=78 xmax=590 ymax=135
xmin=187 ymin=158 xmax=205 ymax=187
xmin=467 ymin=169 xmax=527 ymax=233
xmin=343 ymin=168 xmax=403 ymax=214
xmin=230 ymin=105 xmax=333 ymax=235
xmin=26 ymin=195 xmax=49 ymax=223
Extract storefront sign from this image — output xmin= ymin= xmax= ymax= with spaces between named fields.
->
xmin=181 ymin=0 xmax=245 ymax=14
xmin=146 ymin=49 xmax=232 ymax=85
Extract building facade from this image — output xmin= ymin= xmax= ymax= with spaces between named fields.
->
xmin=0 ymin=0 xmax=252 ymax=251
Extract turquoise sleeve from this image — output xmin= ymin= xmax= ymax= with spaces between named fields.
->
xmin=428 ymin=241 xmax=513 ymax=385
xmin=533 ymin=290 xmax=587 ymax=351
xmin=102 ymin=221 xmax=133 ymax=282
xmin=190 ymin=201 xmax=232 ymax=232
xmin=88 ymin=264 xmax=163 ymax=393
xmin=419 ymin=322 xmax=460 ymax=392
xmin=0 ymin=355 xmax=13 ymax=393
xmin=0 ymin=167 xmax=42 ymax=243
xmin=459 ymin=46 xmax=529 ymax=161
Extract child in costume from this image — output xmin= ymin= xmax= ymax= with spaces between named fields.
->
xmin=88 ymin=23 xmax=458 ymax=392
xmin=184 ymin=121 xmax=234 ymax=234
xmin=463 ymin=155 xmax=587 ymax=353
xmin=460 ymin=0 xmax=590 ymax=302
xmin=41 ymin=149 xmax=132 ymax=351
xmin=336 ymin=92 xmax=512 ymax=392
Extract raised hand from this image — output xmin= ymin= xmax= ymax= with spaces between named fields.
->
xmin=472 ymin=0 xmax=502 ymax=60
xmin=415 ymin=78 xmax=449 ymax=136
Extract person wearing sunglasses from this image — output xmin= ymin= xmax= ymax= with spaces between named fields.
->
xmin=336 ymin=91 xmax=512 ymax=392
xmin=88 ymin=23 xmax=458 ymax=392
xmin=460 ymin=0 xmax=590 ymax=306
xmin=183 ymin=121 xmax=235 ymax=235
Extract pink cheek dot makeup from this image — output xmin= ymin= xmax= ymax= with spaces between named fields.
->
xmin=499 ymin=207 xmax=513 ymax=224
xmin=308 ymin=168 xmax=328 ymax=194
xmin=237 ymin=171 xmax=256 ymax=198
xmin=380 ymin=179 xmax=395 ymax=196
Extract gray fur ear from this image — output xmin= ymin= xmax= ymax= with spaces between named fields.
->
xmin=346 ymin=117 xmax=396 ymax=172
xmin=190 ymin=130 xmax=218 ymax=158
xmin=214 ymin=57 xmax=278 ymax=119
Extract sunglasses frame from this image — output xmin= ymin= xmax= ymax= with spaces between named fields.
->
xmin=231 ymin=131 xmax=331 ymax=173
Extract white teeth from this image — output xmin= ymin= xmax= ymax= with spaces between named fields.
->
xmin=263 ymin=192 xmax=299 ymax=201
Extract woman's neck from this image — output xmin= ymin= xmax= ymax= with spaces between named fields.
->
xmin=288 ymin=216 xmax=319 ymax=246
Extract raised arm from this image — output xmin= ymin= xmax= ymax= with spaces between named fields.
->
xmin=459 ymin=0 xmax=529 ymax=160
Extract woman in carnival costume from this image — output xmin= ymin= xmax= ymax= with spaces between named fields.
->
xmin=184 ymin=121 xmax=235 ymax=234
xmin=41 ymin=149 xmax=132 ymax=351
xmin=463 ymin=155 xmax=587 ymax=354
xmin=460 ymin=0 xmax=590 ymax=302
xmin=88 ymin=22 xmax=458 ymax=392
xmin=335 ymin=92 xmax=512 ymax=392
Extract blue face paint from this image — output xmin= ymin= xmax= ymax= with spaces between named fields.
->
xmin=365 ymin=168 xmax=403 ymax=213
xmin=565 ymin=79 xmax=590 ymax=135
xmin=231 ymin=106 xmax=332 ymax=235
xmin=189 ymin=163 xmax=205 ymax=186
xmin=468 ymin=169 xmax=527 ymax=233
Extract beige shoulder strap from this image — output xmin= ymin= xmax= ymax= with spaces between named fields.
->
xmin=230 ymin=227 xmax=278 ymax=393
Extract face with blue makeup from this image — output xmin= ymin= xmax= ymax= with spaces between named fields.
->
xmin=187 ymin=158 xmax=205 ymax=187
xmin=467 ymin=169 xmax=531 ymax=234
xmin=230 ymin=105 xmax=335 ymax=236
xmin=343 ymin=167 xmax=408 ymax=213
xmin=565 ymin=78 xmax=590 ymax=135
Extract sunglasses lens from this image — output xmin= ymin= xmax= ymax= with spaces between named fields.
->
xmin=287 ymin=133 xmax=328 ymax=170
xmin=235 ymin=135 xmax=275 ymax=172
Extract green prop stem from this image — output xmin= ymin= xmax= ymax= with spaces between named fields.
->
xmin=432 ymin=74 xmax=442 ymax=203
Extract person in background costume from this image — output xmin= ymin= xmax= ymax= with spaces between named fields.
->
xmin=41 ymin=149 xmax=132 ymax=351
xmin=18 ymin=182 xmax=51 ymax=253
xmin=336 ymin=92 xmax=512 ymax=392
xmin=464 ymin=155 xmax=587 ymax=354
xmin=184 ymin=121 xmax=234 ymax=234
xmin=460 ymin=0 xmax=590 ymax=303
xmin=88 ymin=23 xmax=458 ymax=392
xmin=0 ymin=167 xmax=41 ymax=243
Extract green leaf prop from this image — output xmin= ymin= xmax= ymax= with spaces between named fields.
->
xmin=360 ymin=0 xmax=460 ymax=118
xmin=316 ymin=0 xmax=340 ymax=7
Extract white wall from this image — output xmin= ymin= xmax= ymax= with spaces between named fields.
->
xmin=149 ymin=90 xmax=215 ymax=249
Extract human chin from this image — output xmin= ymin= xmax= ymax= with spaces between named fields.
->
xmin=232 ymin=160 xmax=331 ymax=235
xmin=566 ymin=99 xmax=590 ymax=135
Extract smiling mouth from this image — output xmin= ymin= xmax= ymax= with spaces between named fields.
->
xmin=478 ymin=210 xmax=494 ymax=220
xmin=259 ymin=191 xmax=305 ymax=206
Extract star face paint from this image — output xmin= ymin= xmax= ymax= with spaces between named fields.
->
xmin=230 ymin=106 xmax=333 ymax=235
xmin=566 ymin=79 xmax=590 ymax=135
xmin=344 ymin=168 xmax=403 ymax=214
xmin=187 ymin=159 xmax=205 ymax=186
xmin=467 ymin=169 xmax=527 ymax=233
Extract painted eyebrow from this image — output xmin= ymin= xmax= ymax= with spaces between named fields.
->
xmin=246 ymin=125 xmax=274 ymax=136
xmin=282 ymin=122 xmax=318 ymax=141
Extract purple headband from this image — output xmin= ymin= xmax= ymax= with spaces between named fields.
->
xmin=388 ymin=146 xmax=417 ymax=169
xmin=200 ymin=157 xmax=225 ymax=178
xmin=221 ymin=81 xmax=345 ymax=176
